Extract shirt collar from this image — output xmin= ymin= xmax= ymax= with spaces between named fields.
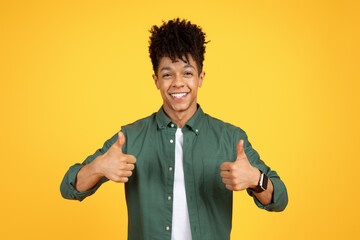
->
xmin=156 ymin=104 xmax=205 ymax=134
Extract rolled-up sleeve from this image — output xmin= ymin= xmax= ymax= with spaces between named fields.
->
xmin=60 ymin=132 xmax=118 ymax=201
xmin=235 ymin=128 xmax=288 ymax=212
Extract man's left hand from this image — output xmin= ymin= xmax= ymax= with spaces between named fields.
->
xmin=220 ymin=140 xmax=261 ymax=191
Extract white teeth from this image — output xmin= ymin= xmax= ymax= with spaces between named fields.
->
xmin=171 ymin=93 xmax=187 ymax=98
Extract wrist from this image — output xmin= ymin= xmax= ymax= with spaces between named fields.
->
xmin=249 ymin=167 xmax=261 ymax=189
xmin=91 ymin=155 xmax=106 ymax=178
xmin=249 ymin=169 xmax=269 ymax=193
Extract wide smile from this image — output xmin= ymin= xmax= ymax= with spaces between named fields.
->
xmin=169 ymin=92 xmax=189 ymax=100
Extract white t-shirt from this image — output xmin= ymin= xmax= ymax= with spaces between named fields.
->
xmin=171 ymin=128 xmax=192 ymax=240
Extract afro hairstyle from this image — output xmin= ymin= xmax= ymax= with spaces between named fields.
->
xmin=148 ymin=18 xmax=209 ymax=76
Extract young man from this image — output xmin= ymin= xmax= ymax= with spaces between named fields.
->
xmin=60 ymin=18 xmax=288 ymax=240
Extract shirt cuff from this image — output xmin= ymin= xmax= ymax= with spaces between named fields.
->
xmin=60 ymin=163 xmax=108 ymax=202
xmin=246 ymin=177 xmax=288 ymax=212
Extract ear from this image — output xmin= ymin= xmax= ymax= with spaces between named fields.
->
xmin=198 ymin=71 xmax=205 ymax=88
xmin=153 ymin=74 xmax=160 ymax=89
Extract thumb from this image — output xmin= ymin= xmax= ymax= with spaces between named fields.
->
xmin=116 ymin=131 xmax=125 ymax=151
xmin=236 ymin=139 xmax=245 ymax=160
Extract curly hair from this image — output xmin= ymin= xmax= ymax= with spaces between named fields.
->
xmin=149 ymin=18 xmax=209 ymax=76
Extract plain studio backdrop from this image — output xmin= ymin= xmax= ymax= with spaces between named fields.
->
xmin=0 ymin=0 xmax=359 ymax=239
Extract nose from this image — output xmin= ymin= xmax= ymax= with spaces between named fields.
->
xmin=172 ymin=74 xmax=185 ymax=88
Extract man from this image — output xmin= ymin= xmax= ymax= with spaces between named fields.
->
xmin=60 ymin=18 xmax=288 ymax=240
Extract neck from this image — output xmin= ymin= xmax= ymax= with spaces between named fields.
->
xmin=163 ymin=103 xmax=198 ymax=128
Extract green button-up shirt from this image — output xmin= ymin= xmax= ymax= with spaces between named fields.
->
xmin=60 ymin=105 xmax=288 ymax=240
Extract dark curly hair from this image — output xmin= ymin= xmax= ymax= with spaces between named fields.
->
xmin=149 ymin=18 xmax=209 ymax=76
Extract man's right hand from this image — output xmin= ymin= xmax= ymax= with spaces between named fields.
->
xmin=95 ymin=131 xmax=136 ymax=183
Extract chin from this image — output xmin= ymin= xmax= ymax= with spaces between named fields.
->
xmin=171 ymin=104 xmax=190 ymax=112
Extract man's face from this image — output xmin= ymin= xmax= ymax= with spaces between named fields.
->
xmin=153 ymin=55 xmax=205 ymax=116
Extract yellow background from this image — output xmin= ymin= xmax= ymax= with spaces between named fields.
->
xmin=1 ymin=0 xmax=359 ymax=239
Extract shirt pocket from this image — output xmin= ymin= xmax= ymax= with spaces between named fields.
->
xmin=202 ymin=155 xmax=232 ymax=198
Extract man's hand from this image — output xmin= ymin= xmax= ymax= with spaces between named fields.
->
xmin=95 ymin=131 xmax=136 ymax=183
xmin=220 ymin=140 xmax=260 ymax=191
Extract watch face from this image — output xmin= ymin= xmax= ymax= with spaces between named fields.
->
xmin=259 ymin=173 xmax=264 ymax=186
xmin=249 ymin=171 xmax=268 ymax=193
xmin=260 ymin=173 xmax=268 ymax=190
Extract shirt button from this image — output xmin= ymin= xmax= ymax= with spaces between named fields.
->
xmin=170 ymin=139 xmax=174 ymax=143
xmin=168 ymin=196 xmax=172 ymax=200
xmin=169 ymin=167 xmax=173 ymax=171
xmin=166 ymin=226 xmax=170 ymax=231
xmin=195 ymin=129 xmax=199 ymax=133
xmin=171 ymin=123 xmax=174 ymax=128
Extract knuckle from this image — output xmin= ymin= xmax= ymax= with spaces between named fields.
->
xmin=123 ymin=170 xmax=131 ymax=177
xmin=112 ymin=176 xmax=122 ymax=183
xmin=232 ymin=179 xmax=240 ymax=185
xmin=125 ymin=155 xmax=136 ymax=163
xmin=230 ymin=172 xmax=237 ymax=178
xmin=113 ymin=176 xmax=128 ymax=183
xmin=221 ymin=162 xmax=231 ymax=170
xmin=230 ymin=164 xmax=237 ymax=170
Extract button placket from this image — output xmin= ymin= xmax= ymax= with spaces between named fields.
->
xmin=165 ymin=128 xmax=175 ymax=234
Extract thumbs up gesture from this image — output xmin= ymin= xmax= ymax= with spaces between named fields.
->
xmin=220 ymin=140 xmax=261 ymax=191
xmin=97 ymin=131 xmax=136 ymax=183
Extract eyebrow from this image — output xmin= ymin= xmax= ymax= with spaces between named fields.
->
xmin=160 ymin=66 xmax=172 ymax=72
xmin=160 ymin=64 xmax=195 ymax=72
xmin=184 ymin=64 xmax=195 ymax=69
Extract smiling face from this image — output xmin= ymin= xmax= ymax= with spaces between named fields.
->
xmin=153 ymin=54 xmax=205 ymax=120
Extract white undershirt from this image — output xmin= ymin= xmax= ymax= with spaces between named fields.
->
xmin=171 ymin=128 xmax=192 ymax=240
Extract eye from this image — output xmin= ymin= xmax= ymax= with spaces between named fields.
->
xmin=184 ymin=72 xmax=193 ymax=76
xmin=162 ymin=73 xmax=171 ymax=78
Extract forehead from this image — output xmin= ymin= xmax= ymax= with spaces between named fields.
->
xmin=158 ymin=55 xmax=197 ymax=71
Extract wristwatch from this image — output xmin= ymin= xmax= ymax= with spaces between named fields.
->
xmin=249 ymin=170 xmax=268 ymax=193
